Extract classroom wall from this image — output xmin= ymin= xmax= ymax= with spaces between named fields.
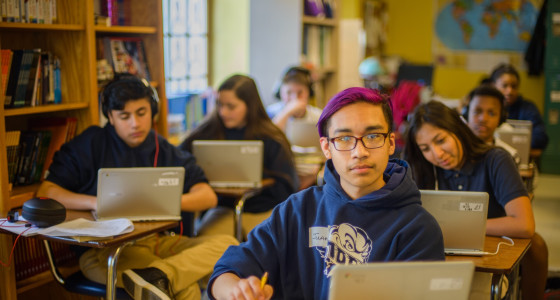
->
xmin=211 ymin=0 xmax=250 ymax=87
xmin=383 ymin=0 xmax=545 ymax=111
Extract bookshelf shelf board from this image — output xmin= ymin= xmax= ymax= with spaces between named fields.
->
xmin=9 ymin=183 xmax=40 ymax=209
xmin=0 ymin=23 xmax=84 ymax=31
xmin=4 ymin=103 xmax=89 ymax=117
xmin=301 ymin=16 xmax=336 ymax=27
xmin=95 ymin=25 xmax=157 ymax=34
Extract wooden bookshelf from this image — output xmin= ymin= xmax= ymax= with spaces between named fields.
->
xmin=0 ymin=1 xmax=168 ymax=298
xmin=300 ymin=0 xmax=340 ymax=108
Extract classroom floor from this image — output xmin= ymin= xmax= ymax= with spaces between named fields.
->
xmin=533 ymin=173 xmax=560 ymax=277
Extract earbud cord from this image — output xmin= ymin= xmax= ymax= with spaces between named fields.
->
xmin=0 ymin=220 xmax=33 ymax=267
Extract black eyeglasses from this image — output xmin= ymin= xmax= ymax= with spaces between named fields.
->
xmin=329 ymin=133 xmax=390 ymax=151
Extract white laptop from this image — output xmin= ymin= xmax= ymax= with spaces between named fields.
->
xmin=420 ymin=190 xmax=489 ymax=256
xmin=328 ymin=261 xmax=475 ymax=300
xmin=95 ymin=167 xmax=184 ymax=221
xmin=285 ymin=118 xmax=321 ymax=153
xmin=192 ymin=140 xmax=263 ymax=188
xmin=496 ymin=119 xmax=532 ymax=169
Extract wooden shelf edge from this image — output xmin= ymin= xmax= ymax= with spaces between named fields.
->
xmin=0 ymin=22 xmax=84 ymax=31
xmin=301 ymin=16 xmax=337 ymax=27
xmin=94 ymin=25 xmax=157 ymax=34
xmin=4 ymin=103 xmax=89 ymax=116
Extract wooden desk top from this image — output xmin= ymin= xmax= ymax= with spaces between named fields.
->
xmin=212 ymin=178 xmax=275 ymax=197
xmin=446 ymin=236 xmax=531 ymax=274
xmin=3 ymin=210 xmax=178 ymax=249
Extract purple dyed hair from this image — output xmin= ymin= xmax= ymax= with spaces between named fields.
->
xmin=317 ymin=87 xmax=393 ymax=137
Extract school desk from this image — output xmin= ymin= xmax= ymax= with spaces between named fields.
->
xmin=212 ymin=178 xmax=274 ymax=241
xmin=1 ymin=210 xmax=178 ymax=300
xmin=446 ymin=236 xmax=531 ymax=300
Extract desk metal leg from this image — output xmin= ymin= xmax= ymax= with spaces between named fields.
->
xmin=234 ymin=191 xmax=259 ymax=241
xmin=42 ymin=240 xmax=65 ymax=285
xmin=490 ymin=274 xmax=503 ymax=300
xmin=106 ymin=243 xmax=130 ymax=300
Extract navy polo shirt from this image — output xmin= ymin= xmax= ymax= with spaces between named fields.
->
xmin=436 ymin=148 xmax=528 ymax=218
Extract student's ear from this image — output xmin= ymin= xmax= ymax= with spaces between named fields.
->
xmin=320 ymin=137 xmax=332 ymax=159
xmin=107 ymin=111 xmax=115 ymax=125
xmin=388 ymin=132 xmax=396 ymax=155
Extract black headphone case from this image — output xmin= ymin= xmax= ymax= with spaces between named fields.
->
xmin=22 ymin=197 xmax=66 ymax=228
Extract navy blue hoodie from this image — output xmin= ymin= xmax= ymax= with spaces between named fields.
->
xmin=208 ymin=159 xmax=444 ymax=300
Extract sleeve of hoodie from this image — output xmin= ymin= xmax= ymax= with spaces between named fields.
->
xmin=207 ymin=206 xmax=286 ymax=300
xmin=243 ymin=138 xmax=299 ymax=213
xmin=394 ymin=208 xmax=446 ymax=261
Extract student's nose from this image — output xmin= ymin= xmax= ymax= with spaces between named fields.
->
xmin=431 ymin=145 xmax=445 ymax=159
xmin=351 ymin=139 xmax=370 ymax=158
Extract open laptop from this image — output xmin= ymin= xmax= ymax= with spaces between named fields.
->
xmin=496 ymin=119 xmax=532 ymax=169
xmin=285 ymin=118 xmax=321 ymax=153
xmin=420 ymin=190 xmax=489 ymax=256
xmin=328 ymin=261 xmax=474 ymax=300
xmin=192 ymin=140 xmax=263 ymax=188
xmin=95 ymin=167 xmax=184 ymax=221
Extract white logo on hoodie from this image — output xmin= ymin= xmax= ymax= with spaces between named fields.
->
xmin=309 ymin=223 xmax=373 ymax=277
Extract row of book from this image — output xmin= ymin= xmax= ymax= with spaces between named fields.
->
xmin=6 ymin=117 xmax=77 ymax=187
xmin=94 ymin=0 xmax=131 ymax=26
xmin=2 ymin=49 xmax=61 ymax=108
xmin=14 ymin=237 xmax=77 ymax=281
xmin=302 ymin=24 xmax=334 ymax=69
xmin=0 ymin=0 xmax=57 ymax=24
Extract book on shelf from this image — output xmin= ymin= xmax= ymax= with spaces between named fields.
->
xmin=1 ymin=0 xmax=57 ymax=24
xmin=5 ymin=130 xmax=21 ymax=185
xmin=1 ymin=49 xmax=13 ymax=98
xmin=3 ymin=49 xmax=59 ymax=108
xmin=100 ymin=36 xmax=151 ymax=81
xmin=97 ymin=0 xmax=130 ymax=26
xmin=29 ymin=117 xmax=77 ymax=181
xmin=4 ymin=49 xmax=24 ymax=107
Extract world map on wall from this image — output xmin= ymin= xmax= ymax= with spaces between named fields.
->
xmin=435 ymin=0 xmax=540 ymax=51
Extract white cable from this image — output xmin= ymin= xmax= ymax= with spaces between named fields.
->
xmin=484 ymin=236 xmax=515 ymax=256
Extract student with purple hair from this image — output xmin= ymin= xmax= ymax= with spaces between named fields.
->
xmin=206 ymin=87 xmax=444 ymax=300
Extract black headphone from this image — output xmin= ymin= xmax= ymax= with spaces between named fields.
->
xmin=275 ymin=66 xmax=315 ymax=99
xmin=7 ymin=198 xmax=66 ymax=228
xmin=100 ymin=74 xmax=159 ymax=119
xmin=463 ymin=85 xmax=508 ymax=125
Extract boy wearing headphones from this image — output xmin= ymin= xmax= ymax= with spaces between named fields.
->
xmin=36 ymin=74 xmax=238 ymax=300
xmin=266 ymin=66 xmax=323 ymax=131
xmin=464 ymin=84 xmax=521 ymax=165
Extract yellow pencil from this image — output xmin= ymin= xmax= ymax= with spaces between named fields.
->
xmin=260 ymin=271 xmax=268 ymax=289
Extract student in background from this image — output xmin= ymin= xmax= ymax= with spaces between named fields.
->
xmin=180 ymin=74 xmax=298 ymax=239
xmin=464 ymin=84 xmax=520 ymax=165
xmin=403 ymin=100 xmax=548 ymax=300
xmin=266 ymin=66 xmax=323 ymax=131
xmin=37 ymin=75 xmax=237 ymax=300
xmin=489 ymin=63 xmax=549 ymax=153
xmin=208 ymin=87 xmax=444 ymax=300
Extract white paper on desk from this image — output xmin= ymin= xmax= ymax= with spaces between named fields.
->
xmin=37 ymin=218 xmax=134 ymax=237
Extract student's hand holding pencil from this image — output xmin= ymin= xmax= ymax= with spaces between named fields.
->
xmin=212 ymin=271 xmax=273 ymax=300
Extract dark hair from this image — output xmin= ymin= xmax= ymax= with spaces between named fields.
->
xmin=464 ymin=84 xmax=507 ymax=124
xmin=275 ymin=66 xmax=314 ymax=99
xmin=402 ymin=100 xmax=492 ymax=189
xmin=489 ymin=63 xmax=520 ymax=83
xmin=182 ymin=74 xmax=293 ymax=157
xmin=317 ymin=87 xmax=393 ymax=137
xmin=100 ymin=74 xmax=158 ymax=118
